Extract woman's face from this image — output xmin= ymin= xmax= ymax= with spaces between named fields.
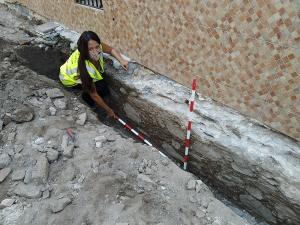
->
xmin=88 ymin=40 xmax=101 ymax=54
xmin=88 ymin=39 xmax=102 ymax=61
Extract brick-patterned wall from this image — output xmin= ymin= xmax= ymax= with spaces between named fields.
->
xmin=15 ymin=0 xmax=300 ymax=141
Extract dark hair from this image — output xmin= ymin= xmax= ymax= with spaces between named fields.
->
xmin=77 ymin=31 xmax=101 ymax=92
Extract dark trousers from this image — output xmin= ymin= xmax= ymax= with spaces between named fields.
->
xmin=70 ymin=79 xmax=110 ymax=107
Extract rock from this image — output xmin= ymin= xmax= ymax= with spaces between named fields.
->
xmin=95 ymin=135 xmax=107 ymax=142
xmin=137 ymin=174 xmax=154 ymax=186
xmin=61 ymin=134 xmax=74 ymax=158
xmin=275 ymin=203 xmax=297 ymax=222
xmin=107 ymin=136 xmax=116 ymax=142
xmin=246 ymin=186 xmax=263 ymax=200
xmin=186 ymin=180 xmax=196 ymax=190
xmin=42 ymin=190 xmax=50 ymax=199
xmin=60 ymin=165 xmax=76 ymax=182
xmin=115 ymin=223 xmax=129 ymax=225
xmin=45 ymin=88 xmax=64 ymax=98
xmin=63 ymin=144 xmax=74 ymax=158
xmin=240 ymin=194 xmax=275 ymax=223
xmin=119 ymin=87 xmax=127 ymax=94
xmin=35 ymin=22 xmax=60 ymax=34
xmin=53 ymin=98 xmax=67 ymax=109
xmin=0 ymin=167 xmax=11 ymax=182
xmin=50 ymin=197 xmax=72 ymax=213
xmin=3 ymin=113 xmax=12 ymax=126
xmin=12 ymin=106 xmax=34 ymax=123
xmin=76 ymin=112 xmax=87 ymax=125
xmin=46 ymin=149 xmax=59 ymax=162
xmin=0 ymin=153 xmax=11 ymax=169
xmin=0 ymin=120 xmax=3 ymax=131
xmin=11 ymin=169 xmax=26 ymax=181
xmin=95 ymin=142 xmax=102 ymax=148
xmin=61 ymin=134 xmax=69 ymax=150
xmin=34 ymin=137 xmax=45 ymax=145
xmin=0 ymin=198 xmax=15 ymax=209
xmin=7 ymin=132 xmax=16 ymax=141
xmin=14 ymin=183 xmax=42 ymax=199
xmin=49 ymin=106 xmax=57 ymax=116
xmin=31 ymin=155 xmax=49 ymax=184
xmin=195 ymin=180 xmax=204 ymax=193
xmin=124 ymin=103 xmax=141 ymax=123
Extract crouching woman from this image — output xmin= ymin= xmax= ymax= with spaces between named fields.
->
xmin=59 ymin=31 xmax=128 ymax=117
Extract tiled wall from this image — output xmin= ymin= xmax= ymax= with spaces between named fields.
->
xmin=15 ymin=0 xmax=300 ymax=141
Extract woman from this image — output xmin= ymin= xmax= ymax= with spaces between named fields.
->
xmin=59 ymin=31 xmax=128 ymax=117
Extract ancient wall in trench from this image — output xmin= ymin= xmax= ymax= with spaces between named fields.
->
xmin=104 ymin=62 xmax=300 ymax=225
xmin=13 ymin=0 xmax=300 ymax=142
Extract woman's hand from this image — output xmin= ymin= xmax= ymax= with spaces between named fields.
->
xmin=106 ymin=108 xmax=116 ymax=118
xmin=120 ymin=59 xmax=129 ymax=70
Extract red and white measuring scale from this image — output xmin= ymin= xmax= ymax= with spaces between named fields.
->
xmin=114 ymin=115 xmax=167 ymax=157
xmin=183 ymin=78 xmax=196 ymax=170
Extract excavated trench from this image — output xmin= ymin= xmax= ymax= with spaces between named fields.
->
xmin=1 ymin=3 xmax=299 ymax=224
xmin=1 ymin=38 xmax=273 ymax=225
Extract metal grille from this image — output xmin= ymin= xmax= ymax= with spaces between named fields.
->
xmin=75 ymin=0 xmax=103 ymax=9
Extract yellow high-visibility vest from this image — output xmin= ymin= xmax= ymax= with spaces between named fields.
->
xmin=59 ymin=49 xmax=105 ymax=87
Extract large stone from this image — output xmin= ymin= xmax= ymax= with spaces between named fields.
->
xmin=49 ymin=106 xmax=57 ymax=116
xmin=3 ymin=113 xmax=12 ymax=126
xmin=53 ymin=98 xmax=67 ymax=109
xmin=12 ymin=106 xmax=34 ymax=123
xmin=137 ymin=174 xmax=155 ymax=187
xmin=63 ymin=145 xmax=74 ymax=158
xmin=240 ymin=194 xmax=275 ymax=223
xmin=76 ymin=112 xmax=87 ymax=125
xmin=0 ymin=167 xmax=11 ymax=182
xmin=59 ymin=164 xmax=76 ymax=182
xmin=0 ymin=153 xmax=11 ymax=169
xmin=46 ymin=149 xmax=59 ymax=162
xmin=31 ymin=155 xmax=49 ymax=184
xmin=186 ymin=180 xmax=196 ymax=190
xmin=123 ymin=103 xmax=141 ymax=123
xmin=50 ymin=197 xmax=72 ymax=213
xmin=11 ymin=169 xmax=26 ymax=181
xmin=45 ymin=88 xmax=64 ymax=98
xmin=35 ymin=22 xmax=60 ymax=34
xmin=0 ymin=199 xmax=15 ymax=209
xmin=61 ymin=134 xmax=74 ymax=158
xmin=13 ymin=183 xmax=42 ymax=199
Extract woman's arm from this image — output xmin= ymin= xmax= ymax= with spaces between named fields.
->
xmin=89 ymin=90 xmax=115 ymax=117
xmin=102 ymin=42 xmax=129 ymax=70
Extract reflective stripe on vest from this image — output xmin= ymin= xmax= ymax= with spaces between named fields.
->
xmin=59 ymin=49 xmax=105 ymax=87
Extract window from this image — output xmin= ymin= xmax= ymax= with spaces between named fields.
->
xmin=75 ymin=0 xmax=103 ymax=9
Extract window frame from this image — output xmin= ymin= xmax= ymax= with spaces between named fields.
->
xmin=75 ymin=0 xmax=103 ymax=10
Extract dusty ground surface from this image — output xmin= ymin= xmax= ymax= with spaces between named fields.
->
xmin=0 ymin=4 xmax=257 ymax=225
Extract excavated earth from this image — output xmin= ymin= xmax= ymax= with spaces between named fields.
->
xmin=0 ymin=4 xmax=258 ymax=225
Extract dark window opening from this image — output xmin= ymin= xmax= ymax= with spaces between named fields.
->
xmin=75 ymin=0 xmax=103 ymax=9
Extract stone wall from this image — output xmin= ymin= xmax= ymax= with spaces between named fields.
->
xmin=105 ymin=62 xmax=300 ymax=225
xmin=13 ymin=0 xmax=299 ymax=141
